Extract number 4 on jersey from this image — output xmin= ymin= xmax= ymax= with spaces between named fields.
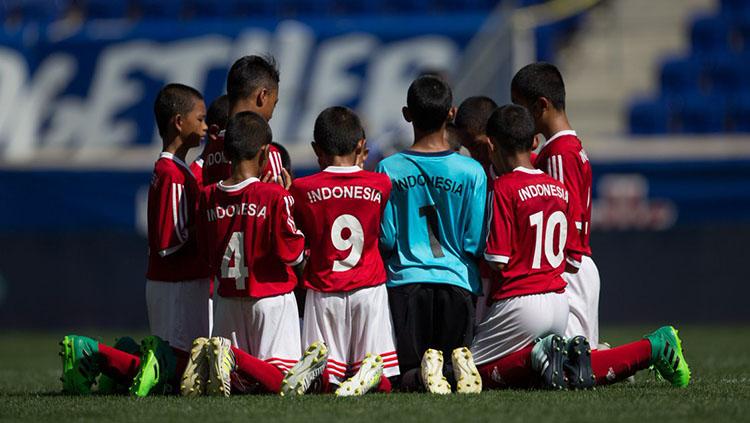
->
xmin=221 ymin=231 xmax=248 ymax=290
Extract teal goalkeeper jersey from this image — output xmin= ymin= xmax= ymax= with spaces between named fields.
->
xmin=376 ymin=150 xmax=488 ymax=295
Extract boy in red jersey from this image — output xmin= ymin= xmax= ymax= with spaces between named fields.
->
xmin=201 ymin=55 xmax=288 ymax=187
xmin=465 ymin=105 xmax=689 ymax=391
xmin=290 ymin=107 xmax=397 ymax=396
xmin=511 ymin=62 xmax=600 ymax=346
xmin=182 ymin=111 xmax=327 ymax=398
xmin=191 ymin=94 xmax=229 ymax=189
xmin=59 ymin=84 xmax=211 ymax=397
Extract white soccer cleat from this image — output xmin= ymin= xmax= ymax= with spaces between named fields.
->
xmin=279 ymin=341 xmax=328 ymax=397
xmin=335 ymin=353 xmax=384 ymax=397
xmin=180 ymin=337 xmax=209 ymax=397
xmin=452 ymin=347 xmax=482 ymax=394
xmin=421 ymin=349 xmax=451 ymax=394
xmin=206 ymin=337 xmax=235 ymax=397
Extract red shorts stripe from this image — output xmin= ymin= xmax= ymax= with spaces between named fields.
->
xmin=265 ymin=357 xmax=298 ymax=364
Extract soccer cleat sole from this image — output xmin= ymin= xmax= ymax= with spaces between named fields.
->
xmin=335 ymin=354 xmax=384 ymax=397
xmin=564 ymin=336 xmax=596 ymax=390
xmin=421 ymin=349 xmax=451 ymax=395
xmin=532 ymin=335 xmax=568 ymax=390
xmin=206 ymin=337 xmax=234 ymax=397
xmin=180 ymin=337 xmax=209 ymax=397
xmin=452 ymin=347 xmax=482 ymax=394
xmin=280 ymin=341 xmax=328 ymax=397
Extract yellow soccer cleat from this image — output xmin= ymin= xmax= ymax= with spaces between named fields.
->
xmin=452 ymin=347 xmax=482 ymax=394
xmin=335 ymin=353 xmax=384 ymax=397
xmin=206 ymin=337 xmax=235 ymax=397
xmin=280 ymin=341 xmax=328 ymax=397
xmin=421 ymin=349 xmax=451 ymax=394
xmin=180 ymin=337 xmax=209 ymax=397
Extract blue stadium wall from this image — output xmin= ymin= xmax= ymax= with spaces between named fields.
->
xmin=1 ymin=159 xmax=749 ymax=330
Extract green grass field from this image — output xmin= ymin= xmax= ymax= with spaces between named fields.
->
xmin=1 ymin=326 xmax=749 ymax=422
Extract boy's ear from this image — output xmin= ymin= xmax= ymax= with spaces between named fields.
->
xmin=258 ymin=143 xmax=270 ymax=168
xmin=173 ymin=114 xmax=184 ymax=133
xmin=311 ymin=141 xmax=322 ymax=157
xmin=402 ymin=106 xmax=412 ymax=123
xmin=536 ymin=97 xmax=553 ymax=116
xmin=479 ymin=134 xmax=494 ymax=152
xmin=255 ymin=88 xmax=267 ymax=108
xmin=446 ymin=106 xmax=457 ymax=122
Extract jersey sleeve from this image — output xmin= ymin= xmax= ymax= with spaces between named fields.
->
xmin=564 ymin=196 xmax=585 ymax=269
xmin=263 ymin=145 xmax=284 ymax=181
xmin=463 ymin=169 xmax=488 ymax=257
xmin=154 ymin=171 xmax=191 ymax=257
xmin=196 ymin=190 xmax=212 ymax=274
xmin=288 ymin=183 xmax=310 ymax=244
xmin=550 ymin=150 xmax=586 ymax=233
xmin=271 ymin=192 xmax=306 ymax=266
xmin=484 ymin=184 xmax=513 ymax=264
xmin=376 ymin=163 xmax=397 ymax=254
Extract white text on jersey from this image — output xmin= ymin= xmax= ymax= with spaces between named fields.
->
xmin=206 ymin=203 xmax=268 ymax=222
xmin=306 ymin=186 xmax=383 ymax=204
xmin=518 ymin=183 xmax=569 ymax=203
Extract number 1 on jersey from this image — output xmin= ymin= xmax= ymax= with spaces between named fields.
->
xmin=221 ymin=231 xmax=248 ymax=290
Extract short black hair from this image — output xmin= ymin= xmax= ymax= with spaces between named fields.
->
xmin=406 ymin=75 xmax=453 ymax=132
xmin=224 ymin=111 xmax=272 ymax=162
xmin=455 ymin=96 xmax=498 ymax=136
xmin=226 ymin=55 xmax=280 ymax=105
xmin=206 ymin=94 xmax=229 ymax=130
xmin=486 ymin=104 xmax=536 ymax=153
xmin=153 ymin=83 xmax=203 ymax=137
xmin=313 ymin=106 xmax=365 ymax=156
xmin=511 ymin=62 xmax=566 ymax=111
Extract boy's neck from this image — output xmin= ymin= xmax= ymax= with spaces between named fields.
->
xmin=229 ymin=99 xmax=256 ymax=118
xmin=225 ymin=160 xmax=261 ymax=185
xmin=540 ymin=112 xmax=573 ymax=141
xmin=504 ymin=151 xmax=534 ymax=173
xmin=326 ymin=154 xmax=358 ymax=168
xmin=411 ymin=126 xmax=450 ymax=153
xmin=163 ymin=137 xmax=189 ymax=162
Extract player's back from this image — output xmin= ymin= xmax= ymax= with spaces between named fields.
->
xmin=486 ymin=168 xmax=576 ymax=301
xmin=534 ymin=131 xmax=592 ymax=255
xmin=202 ymin=130 xmax=285 ymax=186
xmin=291 ymin=166 xmax=392 ymax=292
xmin=199 ymin=178 xmax=304 ymax=299
xmin=376 ymin=151 xmax=487 ymax=295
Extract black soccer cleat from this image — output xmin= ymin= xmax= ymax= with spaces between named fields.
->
xmin=530 ymin=334 xmax=568 ymax=390
xmin=564 ymin=336 xmax=596 ymax=390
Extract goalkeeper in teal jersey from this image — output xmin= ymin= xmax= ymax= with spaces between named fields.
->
xmin=376 ymin=75 xmax=487 ymax=390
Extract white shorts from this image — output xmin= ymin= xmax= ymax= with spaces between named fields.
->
xmin=146 ymin=279 xmax=211 ymax=352
xmin=212 ymin=292 xmax=301 ymax=373
xmin=470 ymin=291 xmax=568 ymax=366
xmin=303 ymin=284 xmax=400 ymax=384
xmin=563 ymin=255 xmax=600 ymax=346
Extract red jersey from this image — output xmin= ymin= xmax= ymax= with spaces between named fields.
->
xmin=202 ymin=130 xmax=283 ymax=186
xmin=198 ymin=177 xmax=305 ymax=298
xmin=484 ymin=167 xmax=584 ymax=301
xmin=290 ymin=166 xmax=392 ymax=293
xmin=190 ymin=157 xmax=204 ymax=189
xmin=534 ymin=130 xmax=592 ymax=256
xmin=146 ymin=153 xmax=208 ymax=281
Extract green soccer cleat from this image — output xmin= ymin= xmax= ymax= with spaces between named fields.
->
xmin=97 ymin=336 xmax=140 ymax=395
xmin=421 ymin=349 xmax=451 ymax=394
xmin=644 ymin=326 xmax=691 ymax=388
xmin=335 ymin=353 xmax=383 ymax=397
xmin=280 ymin=341 xmax=328 ymax=397
xmin=206 ymin=337 xmax=235 ymax=397
xmin=59 ymin=335 xmax=101 ymax=395
xmin=452 ymin=347 xmax=482 ymax=394
xmin=129 ymin=335 xmax=177 ymax=397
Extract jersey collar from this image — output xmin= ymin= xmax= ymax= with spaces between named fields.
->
xmin=540 ymin=129 xmax=577 ymax=152
xmin=217 ymin=177 xmax=260 ymax=192
xmin=513 ymin=166 xmax=544 ymax=175
xmin=323 ymin=165 xmax=361 ymax=174
xmin=159 ymin=152 xmax=195 ymax=178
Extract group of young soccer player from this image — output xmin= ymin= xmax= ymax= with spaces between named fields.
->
xmin=58 ymin=55 xmax=691 ymax=399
